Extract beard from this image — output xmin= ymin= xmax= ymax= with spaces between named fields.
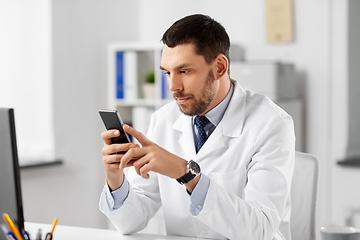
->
xmin=173 ymin=69 xmax=216 ymax=116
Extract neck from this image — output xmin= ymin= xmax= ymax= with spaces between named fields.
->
xmin=214 ymin=76 xmax=231 ymax=106
xmin=202 ymin=76 xmax=231 ymax=115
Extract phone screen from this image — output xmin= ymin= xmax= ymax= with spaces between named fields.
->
xmin=99 ymin=110 xmax=131 ymax=144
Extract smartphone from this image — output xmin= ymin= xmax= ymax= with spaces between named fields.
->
xmin=99 ymin=110 xmax=131 ymax=146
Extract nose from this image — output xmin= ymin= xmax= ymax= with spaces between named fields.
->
xmin=168 ymin=74 xmax=183 ymax=92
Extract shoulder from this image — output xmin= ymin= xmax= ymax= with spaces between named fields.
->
xmin=231 ymin=79 xmax=290 ymax=121
xmin=244 ymin=89 xmax=291 ymax=121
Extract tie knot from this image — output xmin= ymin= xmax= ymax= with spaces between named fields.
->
xmin=195 ymin=115 xmax=210 ymax=129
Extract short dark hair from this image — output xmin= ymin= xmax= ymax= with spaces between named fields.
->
xmin=161 ymin=14 xmax=230 ymax=65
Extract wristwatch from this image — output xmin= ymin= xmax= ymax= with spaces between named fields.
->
xmin=176 ymin=160 xmax=201 ymax=185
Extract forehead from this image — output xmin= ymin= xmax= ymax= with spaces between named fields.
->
xmin=161 ymin=43 xmax=207 ymax=70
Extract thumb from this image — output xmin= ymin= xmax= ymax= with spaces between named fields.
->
xmin=123 ymin=124 xmax=151 ymax=147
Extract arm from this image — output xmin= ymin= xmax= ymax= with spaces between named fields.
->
xmin=99 ymin=169 xmax=162 ymax=234
xmin=99 ymin=129 xmax=161 ymax=234
xmin=99 ymin=125 xmax=198 ymax=234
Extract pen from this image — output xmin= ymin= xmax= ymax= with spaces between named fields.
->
xmin=2 ymin=214 xmax=23 ymax=240
xmin=35 ymin=229 xmax=41 ymax=240
xmin=21 ymin=229 xmax=30 ymax=240
xmin=1 ymin=225 xmax=18 ymax=240
xmin=45 ymin=218 xmax=58 ymax=240
xmin=50 ymin=218 xmax=58 ymax=234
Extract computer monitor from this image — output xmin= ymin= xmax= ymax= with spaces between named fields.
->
xmin=0 ymin=108 xmax=24 ymax=239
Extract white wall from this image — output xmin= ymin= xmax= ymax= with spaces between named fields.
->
xmin=20 ymin=0 xmax=139 ymax=229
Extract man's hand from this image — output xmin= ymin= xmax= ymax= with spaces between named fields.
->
xmin=121 ymin=124 xmax=188 ymax=181
xmin=101 ymin=129 xmax=139 ymax=191
xmin=101 ymin=125 xmax=200 ymax=193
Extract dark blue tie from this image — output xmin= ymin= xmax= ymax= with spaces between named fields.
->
xmin=195 ymin=116 xmax=210 ymax=152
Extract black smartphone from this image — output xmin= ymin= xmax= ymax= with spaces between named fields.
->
xmin=99 ymin=110 xmax=131 ymax=146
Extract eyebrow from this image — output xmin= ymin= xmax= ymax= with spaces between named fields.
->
xmin=160 ymin=63 xmax=194 ymax=71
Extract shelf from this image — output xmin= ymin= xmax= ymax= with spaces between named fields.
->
xmin=107 ymin=42 xmax=174 ymax=133
xmin=108 ymin=42 xmax=163 ymax=52
xmin=337 ymin=156 xmax=360 ymax=166
xmin=115 ymin=98 xmax=172 ymax=108
xmin=107 ymin=42 xmax=172 ymax=108
xmin=20 ymin=159 xmax=63 ymax=169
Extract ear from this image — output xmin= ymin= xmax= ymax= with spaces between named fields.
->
xmin=214 ymin=54 xmax=228 ymax=79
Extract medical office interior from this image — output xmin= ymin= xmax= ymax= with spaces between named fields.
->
xmin=1 ymin=0 xmax=360 ymax=239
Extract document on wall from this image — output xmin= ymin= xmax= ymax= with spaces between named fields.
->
xmin=265 ymin=0 xmax=294 ymax=42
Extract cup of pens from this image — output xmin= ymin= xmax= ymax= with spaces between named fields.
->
xmin=2 ymin=213 xmax=58 ymax=240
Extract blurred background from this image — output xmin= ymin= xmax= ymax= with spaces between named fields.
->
xmin=0 ymin=0 xmax=359 ymax=239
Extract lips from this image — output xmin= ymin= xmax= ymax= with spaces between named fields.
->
xmin=176 ymin=97 xmax=189 ymax=104
xmin=173 ymin=92 xmax=192 ymax=104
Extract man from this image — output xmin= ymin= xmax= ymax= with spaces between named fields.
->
xmin=100 ymin=14 xmax=295 ymax=240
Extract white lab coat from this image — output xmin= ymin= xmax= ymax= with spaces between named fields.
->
xmin=100 ymin=80 xmax=295 ymax=240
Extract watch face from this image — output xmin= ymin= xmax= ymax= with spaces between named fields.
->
xmin=189 ymin=160 xmax=201 ymax=174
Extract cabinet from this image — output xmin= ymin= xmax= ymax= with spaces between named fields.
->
xmin=107 ymin=42 xmax=171 ymax=134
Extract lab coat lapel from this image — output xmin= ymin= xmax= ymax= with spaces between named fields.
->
xmin=172 ymin=115 xmax=228 ymax=162
xmin=195 ymin=124 xmax=226 ymax=161
xmin=172 ymin=114 xmax=197 ymax=159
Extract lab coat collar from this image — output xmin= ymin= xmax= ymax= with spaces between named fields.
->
xmin=221 ymin=79 xmax=246 ymax=138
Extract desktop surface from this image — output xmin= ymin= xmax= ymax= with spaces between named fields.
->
xmin=25 ymin=222 xmax=201 ymax=240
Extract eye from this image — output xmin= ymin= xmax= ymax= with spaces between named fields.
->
xmin=163 ymin=71 xmax=170 ymax=77
xmin=180 ymin=70 xmax=190 ymax=74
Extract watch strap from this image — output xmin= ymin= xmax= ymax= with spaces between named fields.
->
xmin=176 ymin=171 xmax=196 ymax=185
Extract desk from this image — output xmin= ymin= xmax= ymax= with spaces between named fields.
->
xmin=25 ymin=222 xmax=200 ymax=240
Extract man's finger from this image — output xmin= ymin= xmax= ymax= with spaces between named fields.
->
xmin=101 ymin=130 xmax=120 ymax=145
xmin=120 ymin=146 xmax=146 ymax=169
xmin=139 ymin=162 xmax=152 ymax=179
xmin=123 ymin=124 xmax=151 ymax=146
xmin=132 ymin=154 xmax=151 ymax=179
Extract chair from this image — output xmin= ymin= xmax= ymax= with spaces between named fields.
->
xmin=290 ymin=152 xmax=320 ymax=240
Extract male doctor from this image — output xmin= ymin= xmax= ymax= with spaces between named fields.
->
xmin=100 ymin=14 xmax=295 ymax=240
